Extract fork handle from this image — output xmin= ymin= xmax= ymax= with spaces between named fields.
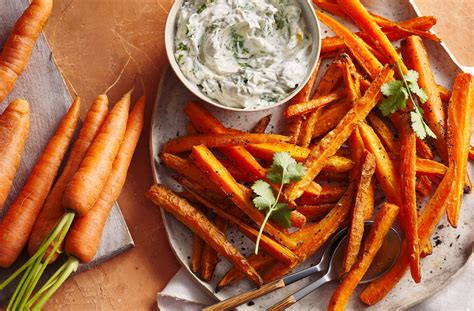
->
xmin=203 ymin=279 xmax=285 ymax=311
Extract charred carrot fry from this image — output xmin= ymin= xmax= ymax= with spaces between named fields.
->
xmin=64 ymin=96 xmax=145 ymax=263
xmin=217 ymin=254 xmax=274 ymax=290
xmin=146 ymin=184 xmax=262 ymax=286
xmin=284 ymin=89 xmax=346 ymax=118
xmin=360 ymin=166 xmax=455 ymax=305
xmin=469 ymin=146 xmax=474 ymax=161
xmin=404 ymin=35 xmax=448 ymax=161
xmin=297 ymin=183 xmax=347 ymax=205
xmin=191 ymin=235 xmax=204 ymax=274
xmin=252 ymin=115 xmax=272 ymax=133
xmin=0 ymin=0 xmax=53 ymax=102
xmin=0 ymin=99 xmax=29 ymax=211
xmin=201 ymin=216 xmax=227 ymax=281
xmin=438 ymin=84 xmax=451 ymax=102
xmin=341 ymin=152 xmax=376 ymax=275
xmin=28 ymin=95 xmax=109 ymax=256
xmin=190 ymin=145 xmax=297 ymax=249
xmin=446 ymin=73 xmax=473 ymax=227
xmin=311 ymin=99 xmax=352 ymax=138
xmin=328 ymin=203 xmax=399 ymax=311
xmin=399 ymin=115 xmax=421 ymax=282
xmin=416 ymin=175 xmax=433 ymax=197
xmin=317 ymin=11 xmax=383 ymax=79
xmin=284 ymin=66 xmax=393 ymax=203
xmin=0 ymin=98 xmax=80 ymax=267
xmin=63 ymin=92 xmax=131 ymax=215
xmin=289 ymin=210 xmax=307 ymax=228
xmin=415 ymin=158 xmax=447 ymax=177
xmin=297 ymin=204 xmax=334 ymax=221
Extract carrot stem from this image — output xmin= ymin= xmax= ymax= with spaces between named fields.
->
xmin=29 ymin=257 xmax=79 ymax=310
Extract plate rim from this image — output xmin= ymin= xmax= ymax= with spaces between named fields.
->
xmin=150 ymin=2 xmax=474 ymax=308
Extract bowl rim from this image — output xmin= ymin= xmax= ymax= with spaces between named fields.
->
xmin=164 ymin=0 xmax=322 ymax=112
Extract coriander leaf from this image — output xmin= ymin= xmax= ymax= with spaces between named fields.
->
xmin=409 ymin=82 xmax=429 ymax=103
xmin=379 ymin=87 xmax=407 ymax=116
xmin=251 ymin=180 xmax=275 ymax=210
xmin=404 ymin=70 xmax=419 ymax=84
xmin=271 ymin=204 xmax=292 ymax=228
xmin=176 ymin=42 xmax=188 ymax=51
xmin=410 ymin=110 xmax=436 ymax=139
xmin=267 ymin=152 xmax=305 ymax=184
xmin=381 ymin=80 xmax=403 ymax=97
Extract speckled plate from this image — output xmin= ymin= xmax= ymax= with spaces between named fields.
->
xmin=150 ymin=1 xmax=474 ymax=309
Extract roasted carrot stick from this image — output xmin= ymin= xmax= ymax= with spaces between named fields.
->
xmin=0 ymin=99 xmax=29 ymax=211
xmin=146 ymin=184 xmax=263 ymax=286
xmin=328 ymin=203 xmax=399 ymax=311
xmin=469 ymin=146 xmax=474 ymax=161
xmin=415 ymin=158 xmax=447 ymax=177
xmin=217 ymin=254 xmax=274 ymax=290
xmin=446 ymin=73 xmax=473 ymax=227
xmin=0 ymin=0 xmax=53 ymax=102
xmin=399 ymin=115 xmax=421 ymax=282
xmin=359 ymin=122 xmax=402 ymax=206
xmin=404 ymin=35 xmax=447 ymax=161
xmin=163 ymin=133 xmax=290 ymax=154
xmin=252 ymin=115 xmax=272 ymax=134
xmin=367 ymin=112 xmax=400 ymax=156
xmin=416 ymin=175 xmax=433 ymax=197
xmin=341 ymin=152 xmax=376 ymax=275
xmin=0 ymin=98 xmax=80 ymax=267
xmin=284 ymin=65 xmax=393 ymax=203
xmin=360 ymin=166 xmax=455 ymax=305
xmin=311 ymin=99 xmax=352 ymax=138
xmin=190 ymin=145 xmax=296 ymax=249
xmin=201 ymin=216 xmax=227 ymax=281
xmin=297 ymin=204 xmax=334 ymax=221
xmin=64 ymin=96 xmax=144 ymax=263
xmin=28 ymin=95 xmax=109 ymax=256
xmin=316 ymin=11 xmax=382 ymax=79
xmin=63 ymin=91 xmax=131 ymax=215
xmin=297 ymin=183 xmax=347 ymax=205
xmin=284 ymin=89 xmax=346 ymax=118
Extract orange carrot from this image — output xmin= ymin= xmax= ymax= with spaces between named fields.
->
xmin=191 ymin=235 xmax=204 ymax=273
xmin=399 ymin=115 xmax=421 ymax=282
xmin=63 ymin=91 xmax=131 ymax=215
xmin=0 ymin=0 xmax=53 ymax=102
xmin=28 ymin=95 xmax=109 ymax=256
xmin=201 ymin=216 xmax=227 ymax=281
xmin=0 ymin=97 xmax=80 ymax=267
xmin=252 ymin=115 xmax=272 ymax=134
xmin=64 ymin=96 xmax=144 ymax=263
xmin=446 ymin=73 xmax=473 ymax=227
xmin=469 ymin=146 xmax=474 ymax=161
xmin=367 ymin=112 xmax=400 ymax=156
xmin=0 ymin=99 xmax=29 ymax=211
xmin=284 ymin=89 xmax=346 ymax=118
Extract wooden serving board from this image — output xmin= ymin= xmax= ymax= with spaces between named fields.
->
xmin=0 ymin=0 xmax=134 ymax=305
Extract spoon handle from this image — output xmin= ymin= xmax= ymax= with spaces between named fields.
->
xmin=268 ymin=274 xmax=332 ymax=311
xmin=203 ymin=279 xmax=285 ymax=311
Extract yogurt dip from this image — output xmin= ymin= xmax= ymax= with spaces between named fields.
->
xmin=174 ymin=0 xmax=313 ymax=109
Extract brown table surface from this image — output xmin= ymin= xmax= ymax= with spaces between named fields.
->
xmin=40 ymin=0 xmax=473 ymax=309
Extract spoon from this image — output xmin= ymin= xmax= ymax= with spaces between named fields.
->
xmin=203 ymin=227 xmax=348 ymax=311
xmin=268 ymin=222 xmax=401 ymax=310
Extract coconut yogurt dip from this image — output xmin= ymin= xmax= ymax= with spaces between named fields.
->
xmin=174 ymin=0 xmax=313 ymax=109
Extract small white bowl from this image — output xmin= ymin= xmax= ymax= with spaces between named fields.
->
xmin=164 ymin=0 xmax=321 ymax=111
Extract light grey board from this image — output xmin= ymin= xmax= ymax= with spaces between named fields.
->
xmin=0 ymin=0 xmax=134 ymax=305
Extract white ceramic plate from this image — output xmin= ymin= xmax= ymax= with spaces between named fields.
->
xmin=150 ymin=1 xmax=474 ymax=309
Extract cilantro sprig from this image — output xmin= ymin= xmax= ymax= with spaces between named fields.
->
xmin=251 ymin=152 xmax=306 ymax=254
xmin=379 ymin=61 xmax=435 ymax=139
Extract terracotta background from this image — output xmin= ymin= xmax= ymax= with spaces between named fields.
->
xmin=38 ymin=0 xmax=473 ymax=309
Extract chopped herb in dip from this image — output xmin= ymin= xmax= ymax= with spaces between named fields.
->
xmin=174 ymin=0 xmax=313 ymax=108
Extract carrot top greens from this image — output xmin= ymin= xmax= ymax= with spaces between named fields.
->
xmin=379 ymin=61 xmax=435 ymax=139
xmin=251 ymin=152 xmax=305 ymax=254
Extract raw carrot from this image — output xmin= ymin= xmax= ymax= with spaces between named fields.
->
xmin=65 ymin=96 xmax=144 ymax=263
xmin=328 ymin=203 xmax=399 ymax=311
xmin=63 ymin=91 xmax=131 ymax=215
xmin=0 ymin=0 xmax=53 ymax=102
xmin=284 ymin=66 xmax=393 ymax=203
xmin=0 ymin=97 xmax=80 ymax=267
xmin=0 ymin=99 xmax=29 ymax=211
xmin=446 ymin=73 xmax=473 ymax=227
xmin=28 ymin=95 xmax=109 ymax=256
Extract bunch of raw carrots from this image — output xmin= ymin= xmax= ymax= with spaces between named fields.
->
xmin=0 ymin=92 xmax=145 ymax=309
xmin=146 ymin=0 xmax=473 ymax=309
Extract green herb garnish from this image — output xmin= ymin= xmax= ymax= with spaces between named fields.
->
xmin=379 ymin=61 xmax=435 ymax=139
xmin=177 ymin=42 xmax=188 ymax=51
xmin=197 ymin=3 xmax=207 ymax=13
xmin=251 ymin=152 xmax=306 ymax=254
